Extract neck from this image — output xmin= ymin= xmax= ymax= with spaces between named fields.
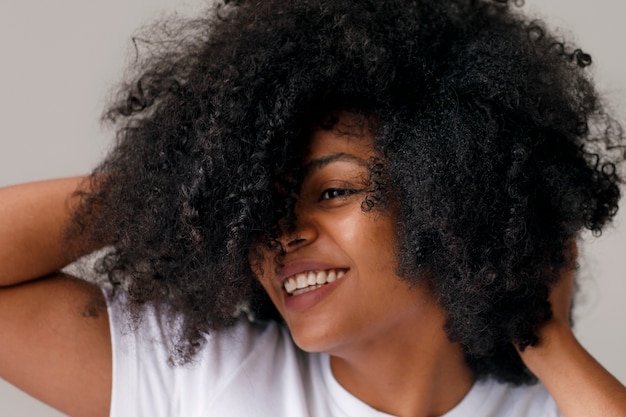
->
xmin=329 ymin=304 xmax=474 ymax=417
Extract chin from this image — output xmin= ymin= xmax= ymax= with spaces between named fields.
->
xmin=287 ymin=322 xmax=343 ymax=354
xmin=288 ymin=320 xmax=363 ymax=357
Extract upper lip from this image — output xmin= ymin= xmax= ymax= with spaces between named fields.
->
xmin=276 ymin=260 xmax=347 ymax=285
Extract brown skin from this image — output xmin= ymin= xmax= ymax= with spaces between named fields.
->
xmin=0 ymin=177 xmax=87 ymax=286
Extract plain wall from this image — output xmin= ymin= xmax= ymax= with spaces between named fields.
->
xmin=0 ymin=1 xmax=624 ymax=415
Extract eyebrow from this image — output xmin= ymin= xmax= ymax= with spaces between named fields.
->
xmin=303 ymin=152 xmax=370 ymax=175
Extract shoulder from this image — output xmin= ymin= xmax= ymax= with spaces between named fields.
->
xmin=106 ymin=290 xmax=318 ymax=416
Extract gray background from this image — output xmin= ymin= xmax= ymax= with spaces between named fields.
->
xmin=0 ymin=1 xmax=624 ymax=415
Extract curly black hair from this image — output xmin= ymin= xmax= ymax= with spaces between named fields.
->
xmin=68 ymin=0 xmax=625 ymax=384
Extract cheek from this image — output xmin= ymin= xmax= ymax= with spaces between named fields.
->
xmin=357 ymin=215 xmax=401 ymax=278
xmin=250 ymin=249 xmax=283 ymax=305
xmin=355 ymin=212 xmax=398 ymax=253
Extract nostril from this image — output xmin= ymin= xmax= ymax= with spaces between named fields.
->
xmin=287 ymin=237 xmax=306 ymax=247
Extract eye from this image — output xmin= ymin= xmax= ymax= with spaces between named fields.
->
xmin=319 ymin=188 xmax=358 ymax=201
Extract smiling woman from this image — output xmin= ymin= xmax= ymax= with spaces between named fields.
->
xmin=1 ymin=1 xmax=626 ymax=417
xmin=253 ymin=115 xmax=476 ymax=415
xmin=255 ymin=115 xmax=443 ymax=353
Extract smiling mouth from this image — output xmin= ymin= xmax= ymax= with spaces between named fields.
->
xmin=283 ymin=269 xmax=347 ymax=296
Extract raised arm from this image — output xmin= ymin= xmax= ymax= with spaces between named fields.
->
xmin=0 ymin=177 xmax=86 ymax=286
xmin=518 ymin=244 xmax=626 ymax=417
xmin=0 ymin=178 xmax=112 ymax=417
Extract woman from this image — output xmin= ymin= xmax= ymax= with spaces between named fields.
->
xmin=1 ymin=0 xmax=626 ymax=416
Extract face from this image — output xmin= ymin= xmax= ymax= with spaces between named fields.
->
xmin=255 ymin=114 xmax=444 ymax=356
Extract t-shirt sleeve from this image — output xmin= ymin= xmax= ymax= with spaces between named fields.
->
xmin=105 ymin=289 xmax=282 ymax=417
xmin=106 ymin=290 xmax=172 ymax=416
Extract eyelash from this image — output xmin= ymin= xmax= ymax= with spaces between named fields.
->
xmin=319 ymin=188 xmax=359 ymax=201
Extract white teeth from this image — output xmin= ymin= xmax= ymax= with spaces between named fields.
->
xmin=292 ymin=284 xmax=323 ymax=296
xmin=283 ymin=269 xmax=347 ymax=295
xmin=284 ymin=278 xmax=297 ymax=293
xmin=296 ymin=274 xmax=307 ymax=289
xmin=307 ymin=271 xmax=317 ymax=286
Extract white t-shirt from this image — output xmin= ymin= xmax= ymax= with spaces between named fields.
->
xmin=107 ymin=295 xmax=562 ymax=417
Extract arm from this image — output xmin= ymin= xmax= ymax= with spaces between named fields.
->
xmin=0 ymin=177 xmax=87 ymax=286
xmin=518 ymin=244 xmax=626 ymax=417
xmin=0 ymin=178 xmax=112 ymax=417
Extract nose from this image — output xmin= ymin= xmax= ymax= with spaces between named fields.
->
xmin=279 ymin=213 xmax=319 ymax=252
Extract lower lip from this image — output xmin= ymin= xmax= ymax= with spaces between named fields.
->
xmin=283 ymin=275 xmax=347 ymax=313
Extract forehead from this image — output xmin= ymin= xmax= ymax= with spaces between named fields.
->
xmin=304 ymin=113 xmax=376 ymax=164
